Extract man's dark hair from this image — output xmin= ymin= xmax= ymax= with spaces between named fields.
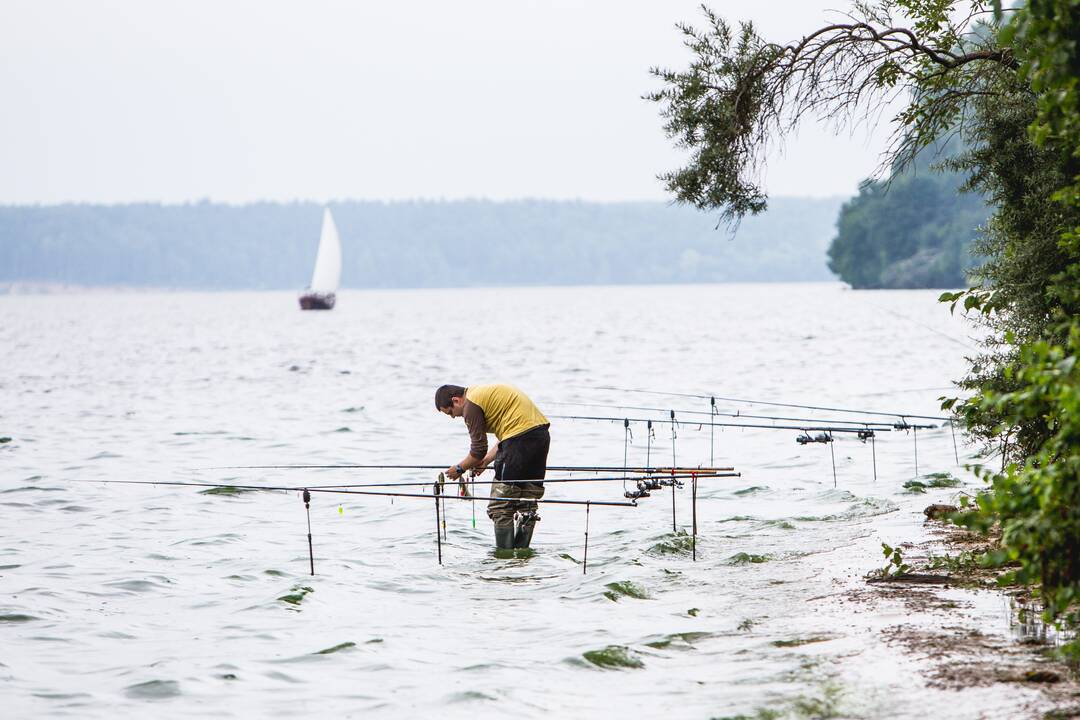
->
xmin=435 ymin=384 xmax=466 ymax=410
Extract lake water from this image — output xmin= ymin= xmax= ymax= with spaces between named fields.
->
xmin=1 ymin=283 xmax=1029 ymax=718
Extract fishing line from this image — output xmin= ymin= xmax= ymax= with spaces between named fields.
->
xmin=860 ymin=298 xmax=978 ymax=352
xmin=82 ymin=480 xmax=639 ymax=570
xmin=589 ymin=386 xmax=950 ymax=422
xmin=796 ymin=432 xmax=837 ymax=486
xmin=543 ymin=399 xmax=897 ymax=429
xmin=858 ymin=385 xmax=958 ymax=397
xmin=549 ymin=414 xmax=902 ymax=434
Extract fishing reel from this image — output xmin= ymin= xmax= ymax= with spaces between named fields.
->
xmin=624 ymin=476 xmax=677 ymax=499
xmin=857 ymin=429 xmax=876 ymax=442
xmin=893 ymin=420 xmax=912 ymax=431
xmin=796 ymin=432 xmax=833 ymax=445
xmin=514 ymin=510 xmax=540 ymax=527
xmin=624 ymin=480 xmax=652 ymax=500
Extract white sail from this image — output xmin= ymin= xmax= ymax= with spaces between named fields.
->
xmin=309 ymin=208 xmax=342 ymax=292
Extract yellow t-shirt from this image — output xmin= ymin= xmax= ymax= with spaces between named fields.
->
xmin=465 ymin=384 xmax=549 ymax=442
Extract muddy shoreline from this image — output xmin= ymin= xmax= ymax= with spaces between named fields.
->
xmin=848 ymin=515 xmax=1080 ymax=719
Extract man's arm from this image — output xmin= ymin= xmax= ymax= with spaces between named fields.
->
xmin=447 ymin=400 xmax=488 ymax=479
xmin=471 ymin=440 xmax=499 ymax=475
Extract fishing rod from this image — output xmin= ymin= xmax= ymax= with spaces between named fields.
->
xmin=561 ymin=412 xmax=914 ymax=488
xmin=73 ymin=477 xmax=637 ymax=575
xmin=206 ymin=463 xmax=735 ymax=473
xmin=548 ymin=414 xmax=896 ymax=435
xmin=66 ymin=477 xmax=639 ymax=506
xmin=542 ymin=399 xmax=897 ymax=429
xmin=306 ymin=471 xmax=739 ymax=490
xmin=324 ymin=487 xmax=637 ymax=506
xmin=592 ymin=386 xmax=951 ymax=422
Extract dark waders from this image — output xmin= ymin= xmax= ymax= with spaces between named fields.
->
xmin=487 ymin=425 xmax=550 ymax=552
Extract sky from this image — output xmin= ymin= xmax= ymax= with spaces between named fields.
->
xmin=0 ymin=1 xmax=905 ymax=205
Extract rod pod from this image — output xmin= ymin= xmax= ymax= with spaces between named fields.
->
xmin=857 ymin=428 xmax=877 ymax=482
xmin=670 ymin=410 xmax=677 ymax=533
xmin=871 ymin=432 xmax=877 ymax=482
xmin=950 ymin=421 xmax=959 ymax=464
xmin=913 ymin=425 xmax=920 ymax=477
xmin=583 ymin=501 xmax=591 ymax=575
xmin=437 ymin=473 xmax=447 ymax=541
xmin=302 ymin=489 xmax=314 ymax=576
xmin=709 ymin=396 xmax=716 ymax=466
xmin=691 ymin=472 xmax=698 ymax=562
xmin=829 ymin=439 xmax=837 ymax=488
xmin=433 ymin=480 xmax=443 ymax=565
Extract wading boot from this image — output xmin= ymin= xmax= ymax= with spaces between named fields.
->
xmin=494 ymin=525 xmax=516 ymax=558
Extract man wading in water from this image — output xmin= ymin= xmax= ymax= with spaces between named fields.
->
xmin=436 ymin=384 xmax=550 ymax=552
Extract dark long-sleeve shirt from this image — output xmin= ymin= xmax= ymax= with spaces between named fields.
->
xmin=463 ymin=399 xmax=489 ymax=459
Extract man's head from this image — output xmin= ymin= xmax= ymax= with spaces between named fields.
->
xmin=435 ymin=384 xmax=467 ymax=418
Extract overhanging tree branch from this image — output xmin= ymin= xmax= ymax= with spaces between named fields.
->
xmin=648 ymin=2 xmax=1020 ymax=224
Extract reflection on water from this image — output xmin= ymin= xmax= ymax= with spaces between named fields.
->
xmin=1 ymin=284 xmax=1005 ymax=718
xmin=1007 ymin=596 xmax=1074 ymax=647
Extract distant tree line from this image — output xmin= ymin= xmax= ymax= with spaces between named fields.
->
xmin=0 ymin=198 xmax=844 ymax=289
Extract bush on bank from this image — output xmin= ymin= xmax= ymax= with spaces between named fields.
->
xmin=944 ymin=0 xmax=1080 ymax=631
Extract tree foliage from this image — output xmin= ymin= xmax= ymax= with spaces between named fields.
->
xmin=649 ymin=1 xmax=1017 ymax=224
xmin=941 ymin=62 xmax=1080 ymax=460
xmin=827 ymin=137 xmax=989 ymax=288
xmin=1009 ymin=0 xmax=1080 ymax=205
xmin=954 ymin=324 xmax=1080 ymax=622
xmin=652 ymin=1 xmax=1080 ymax=623
xmin=944 ymin=0 xmax=1080 ymax=625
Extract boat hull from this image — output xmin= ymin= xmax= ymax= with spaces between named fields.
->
xmin=299 ymin=292 xmax=336 ymax=310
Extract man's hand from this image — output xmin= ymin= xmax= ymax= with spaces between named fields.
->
xmin=470 ymin=465 xmax=487 ymax=477
xmin=447 ymin=463 xmax=464 ymax=480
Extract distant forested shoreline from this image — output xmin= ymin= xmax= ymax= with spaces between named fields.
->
xmin=827 ymin=138 xmax=990 ymax=289
xmin=0 ymin=198 xmax=846 ymax=290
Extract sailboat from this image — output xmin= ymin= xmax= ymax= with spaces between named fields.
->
xmin=299 ymin=208 xmax=342 ymax=310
